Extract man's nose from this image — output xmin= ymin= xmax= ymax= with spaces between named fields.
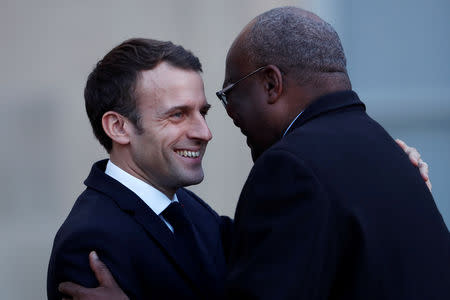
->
xmin=188 ymin=114 xmax=212 ymax=142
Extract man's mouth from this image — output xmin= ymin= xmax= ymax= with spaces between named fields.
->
xmin=175 ymin=149 xmax=200 ymax=158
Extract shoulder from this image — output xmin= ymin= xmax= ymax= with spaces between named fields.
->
xmin=242 ymin=146 xmax=323 ymax=206
xmin=53 ymin=187 xmax=141 ymax=252
xmin=48 ymin=189 xmax=139 ymax=285
xmin=47 ymin=189 xmax=139 ymax=298
xmin=234 ymin=146 xmax=332 ymax=232
xmin=177 ymin=187 xmax=221 ymax=219
xmin=177 ymin=187 xmax=233 ymax=231
xmin=250 ymin=145 xmax=315 ymax=181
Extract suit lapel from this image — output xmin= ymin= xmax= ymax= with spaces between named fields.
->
xmin=132 ymin=201 xmax=211 ymax=295
xmin=174 ymin=196 xmax=221 ymax=294
xmin=84 ymin=160 xmax=211 ymax=295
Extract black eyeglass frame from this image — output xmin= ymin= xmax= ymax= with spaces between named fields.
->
xmin=216 ymin=66 xmax=267 ymax=108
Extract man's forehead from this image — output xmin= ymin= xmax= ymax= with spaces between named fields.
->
xmin=224 ymin=49 xmax=253 ymax=86
xmin=136 ymin=63 xmax=205 ymax=105
xmin=137 ymin=75 xmax=208 ymax=114
xmin=135 ymin=66 xmax=164 ymax=102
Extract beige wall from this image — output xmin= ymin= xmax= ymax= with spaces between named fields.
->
xmin=2 ymin=1 xmax=449 ymax=298
xmin=0 ymin=0 xmax=310 ymax=298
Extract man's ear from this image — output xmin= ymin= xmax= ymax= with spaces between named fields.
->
xmin=262 ymin=64 xmax=283 ymax=104
xmin=101 ymin=111 xmax=131 ymax=146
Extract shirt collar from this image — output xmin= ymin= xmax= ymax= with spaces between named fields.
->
xmin=283 ymin=111 xmax=303 ymax=137
xmin=104 ymin=160 xmax=177 ymax=215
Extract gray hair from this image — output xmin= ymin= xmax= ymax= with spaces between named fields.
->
xmin=246 ymin=6 xmax=349 ymax=85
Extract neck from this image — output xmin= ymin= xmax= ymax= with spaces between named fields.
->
xmin=281 ymin=79 xmax=351 ymax=133
xmin=109 ymin=148 xmax=176 ymax=199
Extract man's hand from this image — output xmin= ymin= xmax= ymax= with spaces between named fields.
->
xmin=59 ymin=251 xmax=128 ymax=300
xmin=395 ymin=139 xmax=432 ymax=191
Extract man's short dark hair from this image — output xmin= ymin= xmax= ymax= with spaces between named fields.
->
xmin=84 ymin=38 xmax=202 ymax=152
xmin=245 ymin=6 xmax=350 ymax=86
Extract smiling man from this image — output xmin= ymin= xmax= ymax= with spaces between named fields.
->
xmin=54 ymin=10 xmax=441 ymax=298
xmin=47 ymin=38 xmax=232 ymax=300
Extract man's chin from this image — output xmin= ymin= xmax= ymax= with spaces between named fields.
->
xmin=178 ymin=172 xmax=204 ymax=187
xmin=251 ymin=149 xmax=259 ymax=162
xmin=250 ymin=145 xmax=266 ymax=162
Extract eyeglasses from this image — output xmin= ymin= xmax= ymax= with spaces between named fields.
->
xmin=216 ymin=66 xmax=267 ymax=108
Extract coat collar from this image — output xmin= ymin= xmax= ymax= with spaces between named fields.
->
xmin=84 ymin=160 xmax=214 ymax=296
xmin=284 ymin=90 xmax=366 ymax=136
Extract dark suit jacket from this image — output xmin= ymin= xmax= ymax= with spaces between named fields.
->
xmin=226 ymin=91 xmax=450 ymax=299
xmin=47 ymin=160 xmax=232 ymax=300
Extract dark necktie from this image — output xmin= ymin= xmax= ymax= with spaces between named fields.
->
xmin=162 ymin=201 xmax=192 ymax=234
xmin=162 ymin=201 xmax=221 ymax=297
xmin=162 ymin=202 xmax=210 ymax=270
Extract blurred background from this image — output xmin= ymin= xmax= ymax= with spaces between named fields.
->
xmin=1 ymin=0 xmax=448 ymax=298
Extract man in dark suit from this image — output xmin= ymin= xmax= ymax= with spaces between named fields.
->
xmin=47 ymin=38 xmax=231 ymax=299
xmin=219 ymin=6 xmax=449 ymax=299
xmin=57 ymin=7 xmax=445 ymax=300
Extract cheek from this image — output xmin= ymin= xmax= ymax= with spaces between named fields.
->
xmin=225 ymin=101 xmax=240 ymax=121
xmin=158 ymin=125 xmax=186 ymax=149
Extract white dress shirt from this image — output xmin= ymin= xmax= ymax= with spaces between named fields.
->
xmin=104 ymin=160 xmax=177 ymax=232
xmin=283 ymin=111 xmax=303 ymax=137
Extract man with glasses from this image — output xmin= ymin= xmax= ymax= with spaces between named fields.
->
xmin=59 ymin=6 xmax=447 ymax=300
xmin=219 ymin=6 xmax=449 ymax=299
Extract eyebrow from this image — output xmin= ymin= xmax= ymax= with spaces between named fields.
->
xmin=163 ymin=103 xmax=211 ymax=115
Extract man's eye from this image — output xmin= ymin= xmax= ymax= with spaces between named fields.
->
xmin=172 ymin=112 xmax=184 ymax=118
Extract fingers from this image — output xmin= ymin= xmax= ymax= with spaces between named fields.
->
xmin=59 ymin=281 xmax=87 ymax=298
xmin=395 ymin=139 xmax=407 ymax=151
xmin=417 ymin=159 xmax=429 ymax=181
xmin=396 ymin=139 xmax=432 ymax=191
xmin=89 ymin=251 xmax=118 ymax=288
xmin=58 ymin=253 xmax=123 ymax=300
xmin=396 ymin=139 xmax=420 ymax=166
xmin=407 ymin=147 xmax=420 ymax=166
xmin=426 ymin=179 xmax=432 ymax=191
xmin=418 ymin=159 xmax=432 ymax=191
